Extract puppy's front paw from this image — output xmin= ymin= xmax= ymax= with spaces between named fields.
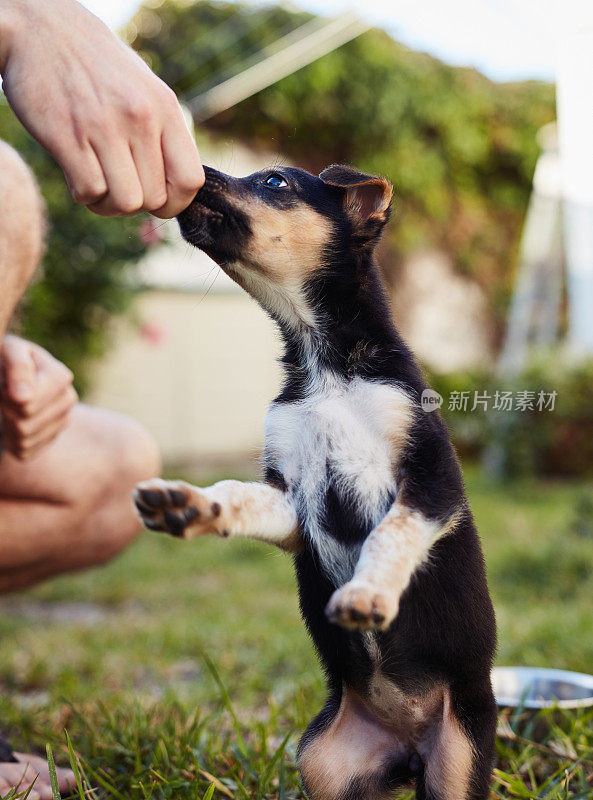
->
xmin=133 ymin=479 xmax=227 ymax=540
xmin=325 ymin=581 xmax=397 ymax=632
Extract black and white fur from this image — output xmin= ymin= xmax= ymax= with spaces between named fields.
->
xmin=133 ymin=164 xmax=497 ymax=800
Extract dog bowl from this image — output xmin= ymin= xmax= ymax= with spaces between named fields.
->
xmin=493 ymin=666 xmax=593 ymax=710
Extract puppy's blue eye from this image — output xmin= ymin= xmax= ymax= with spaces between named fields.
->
xmin=264 ymin=173 xmax=288 ymax=188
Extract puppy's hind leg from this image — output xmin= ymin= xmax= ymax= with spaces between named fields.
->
xmin=416 ymin=685 xmax=496 ymax=800
xmin=297 ymin=687 xmax=418 ymax=800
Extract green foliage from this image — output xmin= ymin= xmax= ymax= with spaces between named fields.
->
xmin=131 ymin=1 xmax=555 ymax=315
xmin=430 ymin=357 xmax=593 ymax=477
xmin=0 ymin=100 xmax=146 ymax=391
xmin=1 ymin=1 xmax=556 ymax=383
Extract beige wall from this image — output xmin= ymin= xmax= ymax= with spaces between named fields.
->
xmin=87 ymin=290 xmax=282 ymax=465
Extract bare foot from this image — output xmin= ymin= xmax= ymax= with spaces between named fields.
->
xmin=0 ymin=752 xmax=75 ymax=800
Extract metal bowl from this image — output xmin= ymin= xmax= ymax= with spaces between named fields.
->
xmin=493 ymin=666 xmax=593 ymax=710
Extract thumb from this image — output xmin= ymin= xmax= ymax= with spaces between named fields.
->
xmin=1 ymin=337 xmax=36 ymax=404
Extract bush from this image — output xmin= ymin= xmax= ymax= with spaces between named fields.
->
xmin=429 ymin=356 xmax=593 ymax=478
xmin=131 ymin=1 xmax=556 ymax=324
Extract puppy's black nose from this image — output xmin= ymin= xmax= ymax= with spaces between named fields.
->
xmin=201 ymin=165 xmax=229 ymax=193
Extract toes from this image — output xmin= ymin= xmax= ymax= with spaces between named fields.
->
xmin=163 ymin=507 xmax=198 ymax=536
xmin=133 ymin=481 xmax=221 ymax=540
xmin=325 ymin=585 xmax=392 ymax=631
xmin=371 ymin=607 xmax=386 ymax=626
xmin=138 ymin=488 xmax=165 ymax=508
xmin=185 ymin=507 xmax=199 ymax=525
xmin=170 ymin=489 xmax=188 ymax=508
xmin=164 ymin=509 xmax=185 ymax=536
xmin=164 ymin=506 xmax=200 ymax=537
xmin=143 ymin=518 xmax=167 ymax=532
xmin=134 ymin=497 xmax=158 ymax=516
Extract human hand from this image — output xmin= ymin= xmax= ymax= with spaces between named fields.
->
xmin=0 ymin=336 xmax=78 ymax=460
xmin=0 ymin=752 xmax=75 ymax=800
xmin=0 ymin=0 xmax=204 ymax=218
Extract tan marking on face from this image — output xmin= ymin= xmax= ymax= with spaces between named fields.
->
xmin=423 ymin=689 xmax=475 ymax=800
xmin=231 ymin=196 xmax=333 ymax=284
xmin=298 ymin=688 xmax=409 ymax=800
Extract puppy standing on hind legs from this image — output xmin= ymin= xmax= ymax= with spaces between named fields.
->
xmin=134 ymin=163 xmax=497 ymax=800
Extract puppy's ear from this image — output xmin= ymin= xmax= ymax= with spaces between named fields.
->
xmin=319 ymin=165 xmax=393 ymax=238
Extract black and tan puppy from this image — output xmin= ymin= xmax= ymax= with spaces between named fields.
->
xmin=134 ymin=165 xmax=497 ymax=800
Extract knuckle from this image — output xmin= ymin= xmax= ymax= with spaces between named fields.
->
xmin=73 ymin=181 xmax=108 ymax=205
xmin=143 ymin=189 xmax=168 ymax=212
xmin=14 ymin=418 xmax=31 ymax=437
xmin=114 ymin=193 xmax=144 ymax=215
xmin=179 ymin=165 xmax=205 ymax=195
xmin=125 ymin=97 xmax=153 ymax=125
xmin=19 ymin=403 xmax=35 ymax=419
xmin=15 ymin=444 xmax=30 ymax=460
xmin=57 ymin=364 xmax=74 ymax=385
xmin=160 ymin=85 xmax=180 ymax=111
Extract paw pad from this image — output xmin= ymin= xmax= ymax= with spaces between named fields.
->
xmin=325 ymin=582 xmax=394 ymax=632
xmin=133 ymin=481 xmax=225 ymax=540
xmin=133 ymin=485 xmax=197 ymax=537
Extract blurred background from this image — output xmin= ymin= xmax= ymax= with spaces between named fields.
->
xmin=1 ymin=2 xmax=593 ymax=797
xmin=2 ymin=0 xmax=592 ymax=478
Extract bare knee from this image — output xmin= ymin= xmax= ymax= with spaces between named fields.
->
xmin=0 ymin=407 xmax=161 ymax=589
xmin=74 ymin=408 xmax=161 ymax=563
xmin=92 ymin=409 xmax=161 ymax=491
xmin=0 ymin=142 xmax=46 ymax=288
xmin=52 ymin=407 xmax=161 ymax=568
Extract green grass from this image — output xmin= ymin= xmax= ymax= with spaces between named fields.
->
xmin=1 ymin=465 xmax=592 ymax=798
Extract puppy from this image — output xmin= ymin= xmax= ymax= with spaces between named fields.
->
xmin=134 ymin=164 xmax=497 ymax=800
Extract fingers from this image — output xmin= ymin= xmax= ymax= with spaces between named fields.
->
xmin=152 ymin=112 xmax=205 ymax=219
xmin=86 ymin=140 xmax=144 ymax=217
xmin=129 ymin=128 xmax=168 ymax=213
xmin=1 ymin=0 xmax=203 ymax=220
xmin=14 ymin=753 xmax=76 ymax=794
xmin=7 ymin=383 xmax=77 ymax=438
xmin=0 ymin=774 xmax=41 ymax=800
xmin=80 ymin=93 xmax=203 ymax=218
xmin=0 ymin=761 xmax=47 ymax=799
xmin=1 ymin=387 xmax=77 ymax=459
xmin=0 ymin=336 xmax=36 ymax=405
xmin=0 ymin=338 xmax=77 ymax=459
xmin=61 ymin=142 xmax=108 ymax=206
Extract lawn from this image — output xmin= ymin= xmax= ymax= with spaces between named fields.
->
xmin=1 ymin=465 xmax=592 ymax=799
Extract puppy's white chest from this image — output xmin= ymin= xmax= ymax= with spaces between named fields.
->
xmin=265 ymin=376 xmax=414 ymax=582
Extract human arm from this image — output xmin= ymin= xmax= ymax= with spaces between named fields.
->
xmin=0 ymin=0 xmax=204 ymax=218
